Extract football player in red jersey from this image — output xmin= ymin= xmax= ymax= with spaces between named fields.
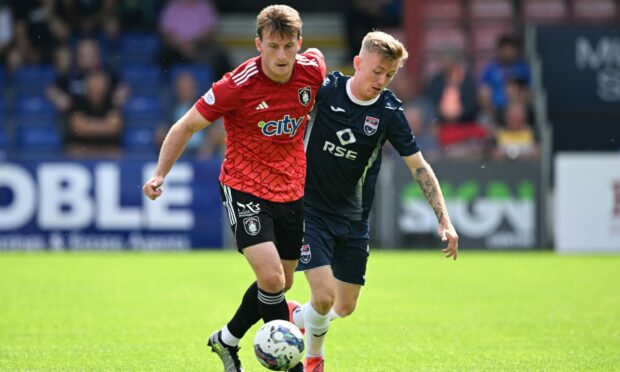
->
xmin=143 ymin=5 xmax=325 ymax=372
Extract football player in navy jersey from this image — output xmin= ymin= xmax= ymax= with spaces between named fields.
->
xmin=289 ymin=31 xmax=459 ymax=371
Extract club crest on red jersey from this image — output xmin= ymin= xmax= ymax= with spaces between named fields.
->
xmin=300 ymin=244 xmax=311 ymax=264
xmin=298 ymin=86 xmax=311 ymax=106
xmin=243 ymin=216 xmax=261 ymax=236
xmin=364 ymin=116 xmax=380 ymax=136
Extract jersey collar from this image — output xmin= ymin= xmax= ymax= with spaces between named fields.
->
xmin=346 ymin=78 xmax=380 ymax=106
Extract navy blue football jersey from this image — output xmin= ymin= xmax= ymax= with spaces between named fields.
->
xmin=304 ymin=71 xmax=419 ymax=220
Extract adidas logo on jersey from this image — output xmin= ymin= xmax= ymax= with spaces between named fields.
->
xmin=256 ymin=101 xmax=269 ymax=110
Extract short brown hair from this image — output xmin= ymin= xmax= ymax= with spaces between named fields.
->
xmin=361 ymin=31 xmax=409 ymax=65
xmin=256 ymin=5 xmax=302 ymax=40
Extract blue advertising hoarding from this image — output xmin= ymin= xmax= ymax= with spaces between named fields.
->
xmin=0 ymin=158 xmax=223 ymax=250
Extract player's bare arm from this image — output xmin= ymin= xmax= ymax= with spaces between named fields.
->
xmin=404 ymin=153 xmax=459 ymax=260
xmin=143 ymin=107 xmax=211 ymax=200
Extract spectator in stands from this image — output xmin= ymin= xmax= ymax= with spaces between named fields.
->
xmin=112 ymin=0 xmax=161 ymax=32
xmin=65 ymin=70 xmax=123 ymax=157
xmin=0 ymin=1 xmax=13 ymax=64
xmin=425 ymin=47 xmax=478 ymax=124
xmin=158 ymin=0 xmax=231 ymax=78
xmin=47 ymin=38 xmax=128 ymax=114
xmin=55 ymin=0 xmax=115 ymax=38
xmin=7 ymin=0 xmax=70 ymax=72
xmin=155 ymin=71 xmax=224 ymax=158
xmin=493 ymin=101 xmax=539 ymax=160
xmin=479 ymin=34 xmax=531 ymax=124
xmin=425 ymin=47 xmax=487 ymax=159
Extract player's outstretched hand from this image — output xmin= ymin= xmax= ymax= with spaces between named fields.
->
xmin=439 ymin=222 xmax=459 ymax=260
xmin=143 ymin=176 xmax=164 ymax=200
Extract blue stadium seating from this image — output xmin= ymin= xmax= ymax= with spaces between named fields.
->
xmin=15 ymin=126 xmax=62 ymax=151
xmin=123 ymin=95 xmax=162 ymax=120
xmin=123 ymin=127 xmax=156 ymax=152
xmin=120 ymin=63 xmax=162 ymax=95
xmin=170 ymin=64 xmax=214 ymax=94
xmin=13 ymin=95 xmax=56 ymax=116
xmin=12 ymin=65 xmax=56 ymax=95
xmin=0 ymin=126 xmax=7 ymax=149
xmin=119 ymin=33 xmax=160 ymax=64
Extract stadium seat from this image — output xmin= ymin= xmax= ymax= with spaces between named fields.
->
xmin=0 ymin=125 xmax=7 ymax=149
xmin=471 ymin=23 xmax=516 ymax=53
xmin=119 ymin=32 xmax=160 ymax=64
xmin=422 ymin=26 xmax=468 ymax=54
xmin=123 ymin=95 xmax=162 ymax=120
xmin=15 ymin=126 xmax=62 ymax=151
xmin=123 ymin=127 xmax=156 ymax=152
xmin=13 ymin=95 xmax=56 ymax=116
xmin=170 ymin=64 xmax=214 ymax=94
xmin=422 ymin=0 xmax=464 ymax=23
xmin=12 ymin=65 xmax=56 ymax=95
xmin=120 ymin=63 xmax=162 ymax=95
xmin=469 ymin=0 xmax=515 ymax=21
xmin=522 ymin=0 xmax=568 ymax=24
xmin=571 ymin=0 xmax=618 ymax=23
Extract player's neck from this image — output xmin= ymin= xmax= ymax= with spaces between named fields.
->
xmin=347 ymin=77 xmax=380 ymax=106
xmin=261 ymin=62 xmax=293 ymax=84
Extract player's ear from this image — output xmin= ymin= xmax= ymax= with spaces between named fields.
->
xmin=255 ymin=37 xmax=262 ymax=53
xmin=296 ymin=37 xmax=303 ymax=52
xmin=353 ymin=55 xmax=361 ymax=70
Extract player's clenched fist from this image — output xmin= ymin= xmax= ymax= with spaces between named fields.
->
xmin=143 ymin=176 xmax=163 ymax=200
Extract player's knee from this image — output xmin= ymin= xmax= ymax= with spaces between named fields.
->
xmin=283 ymin=276 xmax=294 ymax=292
xmin=335 ymin=301 xmax=357 ymax=318
xmin=258 ymin=272 xmax=286 ymax=293
xmin=312 ymin=290 xmax=335 ymax=314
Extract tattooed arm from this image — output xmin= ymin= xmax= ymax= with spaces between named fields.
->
xmin=403 ymin=152 xmax=459 ymax=260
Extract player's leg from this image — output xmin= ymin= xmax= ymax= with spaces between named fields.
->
xmin=209 ymin=185 xmax=280 ymax=372
xmin=293 ymin=210 xmax=341 ymax=371
xmin=243 ymin=242 xmax=289 ymax=322
xmin=271 ymin=198 xmax=306 ymax=372
xmin=330 ymin=218 xmax=369 ymax=319
xmin=332 ymin=279 xmax=362 ymax=318
xmin=304 ymin=265 xmax=335 ymax=356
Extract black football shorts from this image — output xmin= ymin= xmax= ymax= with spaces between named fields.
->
xmin=220 ymin=183 xmax=303 ymax=260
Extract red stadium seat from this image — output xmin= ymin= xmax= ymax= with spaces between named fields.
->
xmin=522 ymin=0 xmax=568 ymax=24
xmin=469 ymin=0 xmax=515 ymax=21
xmin=471 ymin=23 xmax=515 ymax=53
xmin=422 ymin=0 xmax=464 ymax=23
xmin=571 ymin=0 xmax=618 ymax=23
xmin=422 ymin=26 xmax=467 ymax=54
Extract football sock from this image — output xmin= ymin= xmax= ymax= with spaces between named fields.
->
xmin=328 ymin=307 xmax=341 ymax=321
xmin=226 ymin=281 xmax=261 ymax=340
xmin=295 ymin=303 xmax=341 ymax=328
xmin=292 ymin=303 xmax=307 ymax=328
xmin=220 ymin=325 xmax=240 ymax=347
xmin=257 ymin=287 xmax=288 ymax=323
xmin=304 ymin=303 xmax=329 ymax=357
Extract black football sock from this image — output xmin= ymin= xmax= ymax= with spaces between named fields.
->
xmin=226 ymin=281 xmax=261 ymax=339
xmin=257 ymin=287 xmax=288 ymax=323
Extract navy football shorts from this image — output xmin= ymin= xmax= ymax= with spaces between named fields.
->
xmin=220 ymin=183 xmax=303 ymax=260
xmin=297 ymin=207 xmax=370 ymax=285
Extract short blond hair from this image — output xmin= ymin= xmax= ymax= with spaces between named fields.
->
xmin=256 ymin=5 xmax=302 ymax=40
xmin=360 ymin=31 xmax=409 ymax=64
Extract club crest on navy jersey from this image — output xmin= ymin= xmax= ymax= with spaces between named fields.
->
xmin=298 ymin=86 xmax=311 ymax=106
xmin=364 ymin=116 xmax=380 ymax=136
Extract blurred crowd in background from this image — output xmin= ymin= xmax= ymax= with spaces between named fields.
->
xmin=2 ymin=0 xmax=614 ymax=161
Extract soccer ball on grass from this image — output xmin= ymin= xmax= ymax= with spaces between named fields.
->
xmin=253 ymin=319 xmax=304 ymax=370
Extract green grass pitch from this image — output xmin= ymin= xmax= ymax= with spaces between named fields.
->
xmin=1 ymin=251 xmax=619 ymax=371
